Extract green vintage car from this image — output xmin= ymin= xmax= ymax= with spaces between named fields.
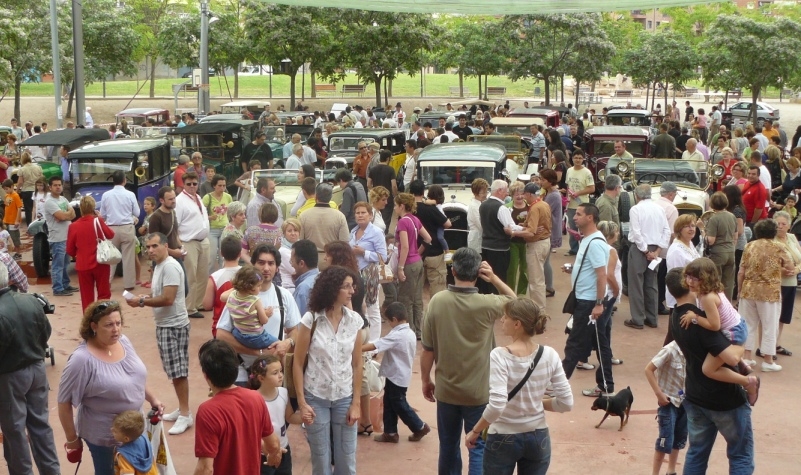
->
xmin=20 ymin=128 xmax=111 ymax=183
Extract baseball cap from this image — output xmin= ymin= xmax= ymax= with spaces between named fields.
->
xmin=524 ymin=183 xmax=541 ymax=194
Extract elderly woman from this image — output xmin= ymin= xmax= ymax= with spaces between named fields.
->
xmin=16 ymin=151 xmax=44 ymax=226
xmin=2 ymin=134 xmax=20 ymax=162
xmin=738 ymin=219 xmax=794 ymax=372
xmin=714 ymin=147 xmax=737 ymax=192
xmin=507 ymin=181 xmax=529 ymax=295
xmin=201 ymin=174 xmax=232 ymax=273
xmin=772 ymin=156 xmax=801 ymax=202
xmin=368 ymin=185 xmax=390 ymax=232
xmin=66 ymin=196 xmax=115 ymax=311
xmin=293 ymin=266 xmax=364 ymax=475
xmin=467 ymin=178 xmax=489 ymax=252
xmin=394 ymin=193 xmax=432 ymax=340
xmin=699 ymin=192 xmax=738 ymax=300
xmin=279 ymin=218 xmax=301 ymax=293
xmin=243 ymin=202 xmax=283 ymax=260
xmin=773 ymin=211 xmax=801 ymax=358
xmin=465 ymin=299 xmax=573 ymax=474
xmin=349 ymin=201 xmax=387 ymax=343
xmin=665 ymin=214 xmax=701 ymax=309
xmin=709 ymin=135 xmax=727 ymax=164
xmin=221 ymin=200 xmax=247 ymax=243
xmin=58 ymin=300 xmax=163 ymax=475
xmin=728 ymin=161 xmax=749 ymax=190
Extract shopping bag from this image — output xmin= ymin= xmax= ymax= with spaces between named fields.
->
xmin=145 ymin=417 xmax=178 ymax=475
xmin=365 ymin=356 xmax=384 ymax=393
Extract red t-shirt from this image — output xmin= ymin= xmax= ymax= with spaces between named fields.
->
xmin=741 ymin=181 xmax=768 ymax=222
xmin=173 ymin=166 xmax=186 ymax=189
xmin=195 ymin=386 xmax=273 ymax=474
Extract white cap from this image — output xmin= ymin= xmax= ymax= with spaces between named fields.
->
xmin=517 ymin=174 xmax=531 ymax=182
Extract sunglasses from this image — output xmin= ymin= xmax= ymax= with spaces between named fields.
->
xmin=93 ymin=300 xmax=120 ymax=317
xmin=184 ymin=182 xmax=198 ymax=186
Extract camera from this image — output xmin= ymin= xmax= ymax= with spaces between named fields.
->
xmin=32 ymin=293 xmax=55 ymax=314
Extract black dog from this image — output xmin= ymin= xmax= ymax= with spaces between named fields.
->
xmin=591 ymin=386 xmax=633 ymax=431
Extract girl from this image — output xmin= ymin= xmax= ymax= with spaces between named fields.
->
xmin=137 ymin=196 xmax=157 ymax=288
xmin=680 ymin=258 xmax=759 ymax=405
xmin=423 ymin=185 xmax=450 ymax=257
xmin=249 ymin=355 xmax=302 ymax=475
xmin=222 ymin=266 xmax=278 ymax=349
xmin=31 ymin=178 xmax=49 ymax=222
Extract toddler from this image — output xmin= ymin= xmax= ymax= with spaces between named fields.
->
xmin=111 ymin=410 xmax=157 ymax=475
xmin=223 ymin=265 xmax=278 ymax=349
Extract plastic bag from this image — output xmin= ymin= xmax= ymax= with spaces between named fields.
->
xmin=145 ymin=417 xmax=177 ymax=475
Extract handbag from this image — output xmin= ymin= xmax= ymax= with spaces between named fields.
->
xmin=377 ymin=253 xmax=394 ymax=283
xmin=562 ymin=237 xmax=604 ymax=315
xmin=94 ymin=218 xmax=122 ymax=266
xmin=283 ymin=315 xmax=318 ymax=399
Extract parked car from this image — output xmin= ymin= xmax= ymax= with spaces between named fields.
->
xmin=620 ymin=158 xmax=710 ymax=217
xmin=219 ymin=100 xmax=271 ymax=119
xmin=250 ymin=168 xmax=343 ymax=218
xmin=327 ymin=129 xmax=408 ymax=171
xmin=585 ymin=126 xmax=650 ymax=195
xmin=27 ymin=138 xmax=173 ymax=277
xmin=466 ymin=134 xmax=535 ymax=180
xmin=603 ymin=109 xmax=658 ymax=136
xmin=488 ymin=117 xmax=545 ymax=140
xmin=727 ymin=101 xmax=780 ymax=126
xmin=19 ymin=128 xmax=111 ymax=183
xmin=507 ymin=107 xmax=561 ymax=128
xmin=116 ymin=108 xmax=171 ymax=127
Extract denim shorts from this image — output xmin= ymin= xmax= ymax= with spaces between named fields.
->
xmin=723 ymin=319 xmax=748 ymax=346
xmin=655 ymin=403 xmax=688 ymax=454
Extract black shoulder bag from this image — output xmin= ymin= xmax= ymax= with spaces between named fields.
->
xmin=508 ymin=344 xmax=545 ymax=401
xmin=562 ymin=237 xmax=604 ymax=315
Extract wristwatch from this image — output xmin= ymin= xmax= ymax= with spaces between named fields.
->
xmin=691 ymin=318 xmax=698 ymax=325
xmin=595 ymin=299 xmax=603 ymax=306
xmin=138 ymin=297 xmax=145 ymax=308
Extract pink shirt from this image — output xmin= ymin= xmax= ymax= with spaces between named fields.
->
xmin=698 ymin=291 xmax=741 ymax=331
xmin=395 ymin=214 xmax=423 ymax=265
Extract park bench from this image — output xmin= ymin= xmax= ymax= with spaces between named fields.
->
xmin=341 ymin=84 xmax=366 ymax=97
xmin=683 ymin=87 xmax=699 ymax=97
xmin=612 ymin=90 xmax=634 ymax=98
xmin=449 ymin=86 xmax=470 ymax=97
xmin=727 ymin=89 xmax=742 ymax=100
xmin=316 ymin=84 xmax=336 ymax=95
xmin=486 ymin=86 xmax=507 ymax=96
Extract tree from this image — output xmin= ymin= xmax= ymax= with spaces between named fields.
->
xmin=699 ymin=15 xmax=801 ymax=123
xmin=430 ymin=16 xmax=502 ymax=98
xmin=129 ymin=0 xmax=174 ymax=98
xmin=661 ymin=3 xmax=739 ymax=47
xmin=599 ymin=12 xmax=643 ymax=75
xmin=209 ymin=1 xmax=249 ymax=98
xmin=624 ymin=30 xmax=697 ymax=110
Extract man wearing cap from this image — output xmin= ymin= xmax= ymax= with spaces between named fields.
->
xmin=411 ymin=106 xmax=421 ymax=124
xmin=174 ymin=154 xmax=191 ymax=194
xmin=513 ymin=182 xmax=552 ymax=309
xmin=394 ymin=102 xmax=403 ymax=118
xmin=396 ymin=111 xmax=410 ymax=132
xmin=452 ymin=116 xmax=473 ymax=141
xmin=242 ymin=131 xmax=273 ymax=172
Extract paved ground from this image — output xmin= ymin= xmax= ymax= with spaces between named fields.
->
xmin=1 ymin=229 xmax=799 ymax=475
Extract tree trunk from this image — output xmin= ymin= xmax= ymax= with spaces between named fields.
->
xmin=149 ymin=56 xmax=157 ymax=98
xmin=388 ymin=78 xmax=393 ymax=97
xmin=645 ymin=82 xmax=650 ymax=111
xmin=289 ymin=72 xmax=296 ymax=109
xmin=311 ymin=71 xmax=317 ymax=99
xmin=574 ymin=81 xmax=580 ymax=111
xmin=478 ymin=75 xmax=482 ymax=99
xmin=751 ymin=87 xmax=760 ymax=125
xmin=66 ymin=82 xmax=75 ymax=119
xmin=484 ymin=75 xmax=489 ymax=100
xmin=560 ymin=74 xmax=565 ymax=104
xmin=374 ymin=76 xmax=382 ymax=109
xmin=458 ymin=71 xmax=464 ymax=98
xmin=13 ymin=75 xmax=21 ymax=121
xmin=664 ymin=80 xmax=669 ymax=112
xmin=234 ymin=69 xmax=239 ymax=98
xmin=383 ymin=76 xmax=388 ymax=108
xmin=544 ymin=76 xmax=550 ymax=106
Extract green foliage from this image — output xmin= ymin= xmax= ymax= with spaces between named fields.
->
xmin=600 ymin=12 xmax=643 ymax=74
xmin=156 ymin=13 xmax=200 ymax=69
xmin=661 ymin=3 xmax=739 ymax=45
xmin=623 ymin=29 xmax=697 ymax=91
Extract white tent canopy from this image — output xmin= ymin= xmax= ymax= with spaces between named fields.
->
xmin=262 ymin=0 xmax=717 ymax=14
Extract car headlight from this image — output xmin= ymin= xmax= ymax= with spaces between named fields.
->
xmin=598 ymin=169 xmax=606 ymax=181
xmin=711 ymin=164 xmax=725 ymax=178
xmin=616 ymin=161 xmax=629 ymax=175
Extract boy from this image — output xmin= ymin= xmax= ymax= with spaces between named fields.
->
xmin=112 ymin=410 xmax=157 ymax=475
xmin=363 ymin=302 xmax=430 ymax=443
xmin=2 ymin=179 xmax=22 ymax=259
xmin=198 ymin=165 xmax=217 ymax=197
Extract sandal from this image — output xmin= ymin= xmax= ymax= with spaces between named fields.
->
xmin=358 ymin=424 xmax=373 ymax=436
xmin=136 ymin=280 xmax=144 ymax=286
xmin=776 ymin=346 xmax=793 ymax=356
xmin=545 ymin=289 xmax=555 ymax=297
xmin=143 ymin=282 xmax=151 ymax=288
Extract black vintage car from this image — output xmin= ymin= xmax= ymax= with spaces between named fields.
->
xmin=20 ymin=128 xmax=111 ymax=183
xmin=326 ymin=129 xmax=408 ymax=169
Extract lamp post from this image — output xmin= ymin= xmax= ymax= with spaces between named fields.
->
xmin=49 ymin=0 xmax=63 ymax=128
xmin=199 ymin=0 xmax=211 ymax=115
xmin=72 ymin=0 xmax=85 ymax=126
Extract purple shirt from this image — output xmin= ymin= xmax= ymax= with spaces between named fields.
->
xmin=57 ymin=335 xmax=147 ymax=447
xmin=395 ymin=214 xmax=423 ymax=265
xmin=544 ymin=189 xmax=563 ymax=249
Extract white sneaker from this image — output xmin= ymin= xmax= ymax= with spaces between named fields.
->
xmin=761 ymin=362 xmax=783 ymax=372
xmin=161 ymin=409 xmax=181 ymax=422
xmin=168 ymin=414 xmax=194 ymax=435
xmin=742 ymin=359 xmax=757 ymax=367
xmin=576 ymin=362 xmax=595 ymax=370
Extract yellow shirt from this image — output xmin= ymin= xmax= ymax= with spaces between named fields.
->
xmin=114 ymin=452 xmax=158 ymax=475
xmin=296 ymin=198 xmax=337 ymax=217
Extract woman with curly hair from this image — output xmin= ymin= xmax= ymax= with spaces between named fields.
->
xmin=368 ymin=185 xmax=391 ymax=231
xmin=293 ymin=266 xmax=364 ymax=475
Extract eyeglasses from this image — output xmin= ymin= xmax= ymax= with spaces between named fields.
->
xmin=93 ymin=300 xmax=120 ymax=318
xmin=358 ymin=147 xmax=366 ymax=150
xmin=184 ymin=182 xmax=198 ymax=186
xmin=340 ymin=283 xmax=357 ymax=291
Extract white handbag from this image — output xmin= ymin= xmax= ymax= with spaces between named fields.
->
xmin=95 ymin=218 xmax=122 ymax=266
xmin=365 ymin=356 xmax=385 ymax=393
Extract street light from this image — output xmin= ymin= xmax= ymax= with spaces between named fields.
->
xmin=198 ymin=1 xmax=218 ymax=115
xmin=49 ymin=0 xmax=63 ymax=128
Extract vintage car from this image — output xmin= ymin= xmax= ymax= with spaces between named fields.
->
xmin=327 ymin=129 xmax=407 ymax=171
xmin=219 ymin=100 xmax=270 ymax=119
xmin=168 ymin=120 xmax=258 ymax=194
xmin=20 ymin=128 xmax=111 ymax=182
xmin=0 ymin=126 xmax=11 ymax=146
xmin=603 ymin=109 xmax=658 ymax=136
xmin=489 ymin=117 xmax=545 ymax=140
xmin=249 ymin=168 xmax=343 ymax=218
xmin=507 ymin=107 xmax=561 ymax=128
xmin=616 ymin=158 xmax=710 ymax=217
xmin=466 ymin=134 xmax=534 ymax=181
xmin=585 ymin=126 xmax=650 ymax=195
xmin=115 ymin=108 xmax=171 ymax=126
xmin=27 ymin=138 xmax=173 ymax=277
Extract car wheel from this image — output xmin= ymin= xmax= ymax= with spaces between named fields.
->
xmin=33 ymin=233 xmax=51 ymax=278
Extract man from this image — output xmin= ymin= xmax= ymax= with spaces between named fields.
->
xmin=422 ymin=122 xmax=436 ymax=141
xmin=570 ymin=125 xmax=584 ymax=152
xmin=247 ymin=177 xmax=283 ymax=229
xmin=291 ymin=239 xmax=319 ymax=315
xmin=514 ymin=182 xmax=551 ymax=309
xmin=774 ymin=121 xmax=788 ymax=149
xmin=762 ymin=119 xmax=779 ymax=145
xmin=564 ymin=152 xmax=595 ymax=255
xmin=58 ymin=144 xmax=72 ymax=191
xmin=682 ymin=138 xmax=704 ymax=162
xmin=0 ymin=264 xmax=60 ymax=475
xmin=336 ymin=169 xmax=367 ymax=230
xmin=125 ymin=232 xmax=193 ymax=434
xmin=396 ymin=111 xmax=410 ymax=131
xmin=402 ymin=139 xmax=418 ymax=189
xmin=749 ymin=151 xmax=771 ymax=209
xmin=420 ymin=248 xmax=515 ymax=475
xmin=99 ymin=170 xmax=141 ymax=291
xmin=530 ymin=124 xmax=546 ymax=165
xmin=194 ymin=339 xmax=282 ymax=474
xmin=624 ymin=184 xmax=671 ymax=330
xmin=684 ymin=101 xmax=694 ymax=124
xmin=285 ymin=144 xmax=303 ymax=170
xmin=596 ymin=174 xmax=621 ymax=227
xmin=709 ymin=124 xmax=728 ymax=147
xmin=84 ymin=107 xmax=94 ymax=127
xmin=44 ymin=176 xmax=77 ymax=296
xmin=479 ymin=180 xmax=517 ymax=293
xmin=148 ymin=186 xmax=188 ymax=270
xmin=174 ymin=172 xmax=210 ymax=319
xmin=300 ymin=183 xmax=349 ymax=268
xmin=368 ymin=149 xmax=398 ymax=228
xmin=560 ymin=203 xmax=614 ymax=395
xmin=753 ymin=126 xmax=768 ymax=152
xmin=559 ymin=127 xmax=573 ymax=154
xmin=366 ymin=142 xmax=383 ymax=175
xmin=241 ymin=131 xmax=273 ymax=172
xmin=676 ymin=127 xmax=691 ymax=154
xmin=352 ymin=141 xmax=370 ymax=189
xmin=283 ymin=133 xmax=301 ymax=160
xmin=9 ymin=118 xmax=24 ymax=139
xmin=191 ymin=152 xmax=206 ymax=183
xmin=742 ymin=166 xmax=769 ymax=227
xmin=612 ymin=140 xmax=634 ymax=161
xmin=174 ymin=154 xmax=190 ymax=194
xmin=666 ymin=268 xmax=754 ymax=474
xmin=434 ymin=122 xmax=459 ymax=143
xmin=293 ymin=177 xmax=337 ymax=217
xmin=411 ymin=181 xmax=450 ymax=297
xmin=651 ymin=123 xmax=677 ymax=158
xmin=709 ymin=106 xmax=722 ymax=145
xmin=452 ymin=115 xmax=473 ymax=141
xmin=301 ymin=137 xmax=319 ymax=166
xmin=198 ymin=165 xmax=217 ymax=197
xmin=654 ymin=182 xmax=679 ymax=315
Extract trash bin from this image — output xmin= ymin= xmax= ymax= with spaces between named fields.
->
xmin=534 ymin=86 xmax=541 ymax=96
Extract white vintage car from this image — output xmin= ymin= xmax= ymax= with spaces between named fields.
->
xmin=621 ymin=158 xmax=711 ymax=216
xmin=248 ymin=169 xmax=343 ymax=218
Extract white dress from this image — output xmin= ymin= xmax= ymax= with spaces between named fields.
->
xmin=467 ymin=197 xmax=483 ymax=252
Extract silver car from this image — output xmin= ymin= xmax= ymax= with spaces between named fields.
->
xmin=728 ymin=101 xmax=780 ymax=125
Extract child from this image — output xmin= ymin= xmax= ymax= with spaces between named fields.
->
xmin=235 ymin=159 xmax=262 ymax=203
xmin=137 ymin=197 xmax=157 ymax=288
xmin=423 ymin=186 xmax=450 ymax=257
xmin=680 ymin=258 xmax=758 ymax=405
xmin=648 ymin=269 xmax=690 ymax=475
xmin=363 ymin=302 xmax=430 ymax=443
xmin=777 ymin=194 xmax=798 ymax=221
xmin=198 ymin=165 xmax=217 ymax=197
xmin=249 ymin=355 xmax=302 ymax=475
xmin=2 ymin=179 xmax=22 ymax=259
xmin=222 ymin=265 xmax=277 ymax=349
xmin=31 ymin=178 xmax=48 ymax=222
xmin=111 ymin=410 xmax=157 ymax=475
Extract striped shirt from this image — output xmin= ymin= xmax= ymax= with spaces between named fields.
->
xmin=227 ymin=291 xmax=262 ymax=335
xmin=650 ymin=341 xmax=686 ymax=407
xmin=697 ymin=292 xmax=741 ymax=332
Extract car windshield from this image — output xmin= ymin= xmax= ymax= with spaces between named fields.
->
xmin=632 ymin=159 xmax=708 ymax=189
xmin=420 ymin=163 xmax=495 ymax=186
xmin=263 ymin=126 xmax=286 ymax=143
xmin=70 ymin=159 xmax=133 ymax=183
xmin=494 ymin=126 xmax=533 ymax=137
xmin=468 ymin=135 xmax=522 ymax=153
xmin=595 ymin=140 xmax=646 ymax=156
xmin=252 ymin=168 xmax=323 ymax=186
xmin=329 ymin=137 xmax=375 ymax=152
xmin=606 ymin=114 xmax=652 ymax=127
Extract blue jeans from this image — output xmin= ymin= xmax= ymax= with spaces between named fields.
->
xmin=233 ymin=327 xmax=279 ymax=349
xmin=383 ymin=379 xmax=425 ymax=434
xmin=656 ymin=403 xmax=688 ymax=454
xmin=85 ymin=440 xmax=115 ymax=475
xmin=724 ymin=319 xmax=748 ymax=346
xmin=482 ymin=429 xmax=551 ymax=475
xmin=436 ymin=400 xmax=486 ymax=475
xmin=683 ymin=400 xmax=754 ymax=475
xmin=304 ymin=393 xmax=356 ymax=475
xmin=49 ymin=240 xmax=71 ymax=292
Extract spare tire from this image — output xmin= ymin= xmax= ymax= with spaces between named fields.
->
xmin=33 ymin=233 xmax=51 ymax=278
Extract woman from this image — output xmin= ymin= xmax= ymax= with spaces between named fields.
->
xmin=66 ymin=196 xmax=115 ymax=311
xmin=242 ymin=202 xmax=283 ymax=262
xmin=293 ymin=266 xmax=364 ymax=475
xmin=546 ymin=130 xmax=566 ymax=164
xmin=368 ymin=185 xmax=390 ymax=232
xmin=394 ymin=193 xmax=432 ymax=340
xmin=714 ymin=147 xmax=737 ymax=192
xmin=279 ymin=218 xmax=302 ymax=293
xmin=221 ymin=200 xmax=247 ymax=243
xmin=772 ymin=156 xmax=801 ymax=202
xmin=738 ymin=219 xmax=793 ymax=372
xmin=349 ymin=202 xmax=387 ymax=343
xmin=698 ymin=192 xmax=737 ymax=300
xmin=324 ymin=241 xmax=366 ymax=317
xmin=2 ymin=134 xmax=20 ymax=162
xmin=467 ymin=178 xmax=489 ymax=252
xmin=465 ymin=298 xmax=573 ymax=474
xmin=31 ymin=178 xmax=49 ymax=222
xmin=119 ymin=119 xmax=131 ymax=136
xmin=773 ymin=211 xmax=801 ymax=358
xmin=693 ymin=108 xmax=709 ymax=145
xmin=540 ymin=169 xmax=562 ymax=297
xmin=690 ymin=129 xmax=709 ymax=161
xmin=728 ymin=161 xmax=748 ymax=191
xmin=202 ymin=174 xmax=232 ymax=273
xmin=723 ymin=185 xmax=747 ymax=301
xmin=734 ymin=127 xmax=749 ymax=156
xmin=764 ymin=145 xmax=784 ymax=192
xmin=709 ymin=136 xmax=726 ymax=164
xmin=16 ymin=151 xmax=44 ymax=227
xmin=507 ymin=181 xmax=529 ymax=295
xmin=550 ymin=149 xmax=569 ymax=195
xmin=58 ymin=300 xmax=163 ymax=475
xmin=665 ymin=214 xmax=701 ymax=309
xmin=290 ymin=164 xmax=318 ymax=217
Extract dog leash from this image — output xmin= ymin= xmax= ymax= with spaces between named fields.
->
xmin=594 ymin=305 xmax=610 ymax=394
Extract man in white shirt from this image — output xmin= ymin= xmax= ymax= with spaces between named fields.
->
xmin=301 ymin=139 xmax=318 ymax=166
xmin=681 ymin=138 xmax=704 ymax=162
xmin=247 ymin=177 xmax=283 ymax=229
xmin=283 ymin=133 xmax=301 ymax=159
xmin=84 ymin=107 xmax=94 ymax=128
xmin=654 ymin=182 xmax=679 ymax=315
xmin=753 ymin=127 xmax=768 ymax=152
xmin=709 ymin=106 xmax=722 ymax=146
xmin=100 ymin=170 xmax=141 ymax=291
xmin=174 ymin=172 xmax=210 ymax=319
xmin=624 ymin=184 xmax=671 ymax=330
xmin=749 ymin=152 xmax=772 ymax=209
xmin=285 ymin=144 xmax=303 ymax=170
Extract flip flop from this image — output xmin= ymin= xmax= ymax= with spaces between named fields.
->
xmin=143 ymin=282 xmax=151 ymax=288
xmin=358 ymin=424 xmax=373 ymax=436
xmin=776 ymin=346 xmax=792 ymax=356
